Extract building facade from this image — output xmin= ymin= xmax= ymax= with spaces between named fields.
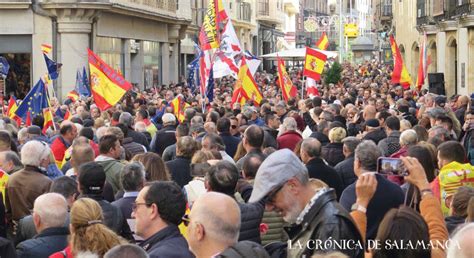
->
xmin=295 ymin=0 xmax=329 ymax=49
xmin=409 ymin=0 xmax=474 ymax=96
xmin=0 ymin=0 xmax=191 ymax=100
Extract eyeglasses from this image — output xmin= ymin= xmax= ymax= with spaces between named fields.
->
xmin=182 ymin=214 xmax=191 ymax=227
xmin=132 ymin=202 xmax=149 ymax=211
xmin=265 ymin=183 xmax=285 ymax=205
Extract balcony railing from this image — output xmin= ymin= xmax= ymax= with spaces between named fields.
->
xmin=382 ymin=4 xmax=392 ymax=16
xmin=258 ymin=0 xmax=269 ymax=16
xmin=455 ymin=2 xmax=474 ymax=16
xmin=238 ymin=2 xmax=251 ymax=22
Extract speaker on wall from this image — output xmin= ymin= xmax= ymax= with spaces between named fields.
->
xmin=428 ymin=73 xmax=446 ymax=95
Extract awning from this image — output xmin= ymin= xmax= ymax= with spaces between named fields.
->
xmin=259 ymin=47 xmax=338 ymax=60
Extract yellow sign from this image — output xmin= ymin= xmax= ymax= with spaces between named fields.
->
xmin=344 ymin=23 xmax=358 ymax=38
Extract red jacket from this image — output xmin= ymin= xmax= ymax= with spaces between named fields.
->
xmin=277 ymin=130 xmax=302 ymax=151
xmin=49 ymin=246 xmax=72 ymax=258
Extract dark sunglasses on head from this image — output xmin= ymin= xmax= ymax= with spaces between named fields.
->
xmin=182 ymin=214 xmax=191 ymax=227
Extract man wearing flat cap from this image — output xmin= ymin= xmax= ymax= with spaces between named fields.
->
xmin=249 ymin=149 xmax=363 ymax=258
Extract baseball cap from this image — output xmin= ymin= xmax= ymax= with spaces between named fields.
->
xmin=162 ymin=113 xmax=176 ymax=124
xmin=249 ymin=149 xmax=308 ymax=203
xmin=78 ymin=162 xmax=106 ymax=193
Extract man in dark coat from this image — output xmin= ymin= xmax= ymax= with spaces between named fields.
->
xmin=340 ymin=140 xmax=404 ymax=240
xmin=334 ymin=137 xmax=361 ymax=189
xmin=16 ymin=193 xmax=69 ymax=258
xmin=134 ymin=181 xmax=194 ymax=258
xmin=166 ymin=136 xmax=197 ymax=188
xmin=150 ymin=113 xmax=177 ymax=156
xmin=300 ymin=138 xmax=344 ymax=199
xmin=217 ymin=117 xmax=241 ymax=158
xmin=248 ymin=149 xmax=364 ymax=258
xmin=362 ymin=119 xmax=387 ymax=145
xmin=119 ymin=112 xmax=149 ymax=150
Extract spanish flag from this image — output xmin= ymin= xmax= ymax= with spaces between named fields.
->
xmin=315 ymin=32 xmax=329 ymax=51
xmin=199 ymin=0 xmax=228 ymax=50
xmin=88 ymin=49 xmax=132 ymax=111
xmin=390 ymin=35 xmax=413 ymax=89
xmin=277 ymin=56 xmax=297 ymax=102
xmin=41 ymin=44 xmax=52 ymax=54
xmin=303 ymin=47 xmax=327 ymax=81
xmin=170 ymin=95 xmax=190 ymax=123
xmin=42 ymin=107 xmax=54 ymax=134
xmin=6 ymin=96 xmax=21 ymax=126
xmin=67 ymin=90 xmax=79 ymax=102
xmin=232 ymin=57 xmax=263 ymax=106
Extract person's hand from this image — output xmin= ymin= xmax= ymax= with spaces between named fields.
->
xmin=401 ymin=156 xmax=430 ymax=190
xmin=355 ymin=173 xmax=377 ymax=208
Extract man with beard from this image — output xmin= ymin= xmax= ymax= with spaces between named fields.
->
xmin=248 ymin=149 xmax=364 ymax=258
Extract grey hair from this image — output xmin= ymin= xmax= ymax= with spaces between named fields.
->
xmin=355 ymin=140 xmax=381 ymax=171
xmin=400 ymin=129 xmax=418 ymax=146
xmin=121 ymin=162 xmax=145 ymax=192
xmin=18 ymin=128 xmax=28 ymax=142
xmin=104 ymin=244 xmax=149 ymax=258
xmin=0 ymin=151 xmax=22 ymax=167
xmin=282 ymin=117 xmax=297 ymax=131
xmin=119 ymin=112 xmax=133 ymax=127
xmin=447 ymin=222 xmax=474 ymax=258
xmin=301 ymin=138 xmax=321 ymax=158
xmin=429 ymin=125 xmax=450 ymax=139
xmin=342 ymin=136 xmax=361 ymax=153
xmin=33 ymin=193 xmax=68 ymax=228
xmin=21 ymin=140 xmax=51 ymax=167
xmin=191 ymin=116 xmax=204 ymax=126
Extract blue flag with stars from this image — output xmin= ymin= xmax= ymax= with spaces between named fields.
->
xmin=0 ymin=56 xmax=9 ymax=78
xmin=43 ymin=53 xmax=59 ymax=80
xmin=15 ymin=79 xmax=49 ymax=120
xmin=81 ymin=66 xmax=91 ymax=97
xmin=187 ymin=56 xmax=200 ymax=94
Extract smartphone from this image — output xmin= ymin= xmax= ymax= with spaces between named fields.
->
xmin=377 ymin=157 xmax=408 ymax=177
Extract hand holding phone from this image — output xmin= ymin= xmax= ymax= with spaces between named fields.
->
xmin=377 ymin=157 xmax=408 ymax=177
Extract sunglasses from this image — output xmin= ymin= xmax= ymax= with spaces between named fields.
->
xmin=182 ymin=214 xmax=191 ymax=226
xmin=231 ymin=125 xmax=238 ymax=129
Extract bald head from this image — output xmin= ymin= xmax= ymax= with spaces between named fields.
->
xmin=363 ymin=105 xmax=377 ymax=120
xmin=191 ymin=192 xmax=240 ymax=244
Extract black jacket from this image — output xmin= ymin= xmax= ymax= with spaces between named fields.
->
xmin=284 ymin=189 xmax=364 ymax=258
xmin=220 ymin=132 xmax=241 ymax=158
xmin=0 ymin=237 xmax=15 ymax=258
xmin=262 ymin=126 xmax=278 ymax=149
xmin=166 ymin=157 xmax=192 ymax=188
xmin=238 ymin=202 xmax=264 ymax=244
xmin=321 ymin=142 xmax=345 ymax=167
xmin=445 ymin=215 xmax=466 ymax=235
xmin=122 ymin=137 xmax=146 ymax=160
xmin=128 ymin=129 xmax=150 ymax=150
xmin=140 ymin=225 xmax=194 ymax=258
xmin=80 ymin=194 xmax=127 ymax=237
xmin=340 ymin=174 xmax=404 ymax=240
xmin=306 ymin=158 xmax=344 ymax=199
xmin=16 ymin=227 xmax=68 ymax=258
xmin=151 ymin=125 xmax=177 ymax=156
xmin=309 ymin=132 xmax=329 ymax=146
xmin=217 ymin=241 xmax=269 ymax=258
xmin=112 ymin=193 xmax=137 ymax=220
xmin=334 ymin=155 xmax=357 ymax=189
xmin=363 ymin=128 xmax=387 ymax=145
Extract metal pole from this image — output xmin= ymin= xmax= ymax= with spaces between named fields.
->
xmin=339 ymin=0 xmax=344 ymax=63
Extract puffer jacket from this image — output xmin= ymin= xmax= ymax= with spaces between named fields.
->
xmin=216 ymin=241 xmax=270 ymax=258
xmin=285 ymin=189 xmax=364 ymax=258
xmin=378 ymin=130 xmax=401 ymax=157
xmin=238 ymin=202 xmax=264 ymax=244
xmin=321 ymin=142 xmax=345 ymax=167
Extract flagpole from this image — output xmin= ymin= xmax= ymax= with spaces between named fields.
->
xmin=0 ymin=63 xmax=5 ymax=117
xmin=301 ymin=76 xmax=305 ymax=100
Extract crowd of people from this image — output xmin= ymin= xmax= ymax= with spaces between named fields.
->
xmin=0 ymin=59 xmax=472 ymax=258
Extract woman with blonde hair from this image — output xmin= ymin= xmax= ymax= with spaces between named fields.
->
xmin=321 ymin=127 xmax=346 ymax=167
xmin=50 ymin=198 xmax=126 ymax=257
xmin=131 ymin=152 xmax=170 ymax=181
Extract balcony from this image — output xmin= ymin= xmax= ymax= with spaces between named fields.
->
xmin=456 ymin=1 xmax=474 ymax=16
xmin=258 ymin=0 xmax=269 ymax=16
xmin=382 ymin=4 xmax=392 ymax=17
xmin=111 ymin=0 xmax=176 ymax=12
xmin=0 ymin=0 xmax=31 ymax=9
xmin=257 ymin=0 xmax=284 ymax=25
xmin=417 ymin=15 xmax=433 ymax=26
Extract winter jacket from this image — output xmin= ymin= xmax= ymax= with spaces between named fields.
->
xmin=220 ymin=132 xmax=241 ymax=158
xmin=285 ymin=189 xmax=364 ymax=258
xmin=306 ymin=158 xmax=344 ymax=199
xmin=166 ymin=157 xmax=192 ymax=188
xmin=334 ymin=155 xmax=357 ymax=189
xmin=277 ymin=131 xmax=302 ymax=151
xmin=16 ymin=227 xmax=68 ymax=258
xmin=321 ymin=142 xmax=345 ymax=167
xmin=445 ymin=215 xmax=465 ymax=235
xmin=0 ymin=237 xmax=16 ymax=258
xmin=6 ymin=166 xmax=52 ymax=222
xmin=122 ymin=137 xmax=146 ymax=159
xmin=95 ymin=156 xmax=125 ymax=195
xmin=378 ymin=130 xmax=401 ymax=157
xmin=150 ymin=125 xmax=176 ymax=156
xmin=79 ymin=194 xmax=126 ymax=237
xmin=362 ymin=128 xmax=387 ymax=145
xmin=216 ymin=241 xmax=269 ymax=258
xmin=140 ymin=225 xmax=194 ymax=258
xmin=238 ymin=202 xmax=264 ymax=244
xmin=262 ymin=126 xmax=278 ymax=149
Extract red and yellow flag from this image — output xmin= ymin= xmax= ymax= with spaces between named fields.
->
xmin=277 ymin=56 xmax=297 ymax=102
xmin=41 ymin=44 xmax=52 ymax=54
xmin=6 ymin=96 xmax=21 ymax=126
xmin=198 ymin=0 xmax=228 ymax=50
xmin=390 ymin=35 xmax=413 ymax=89
xmin=43 ymin=107 xmax=54 ymax=134
xmin=170 ymin=95 xmax=190 ymax=123
xmin=232 ymin=57 xmax=263 ymax=106
xmin=303 ymin=47 xmax=327 ymax=81
xmin=315 ymin=32 xmax=329 ymax=50
xmin=88 ymin=49 xmax=132 ymax=111
xmin=67 ymin=90 xmax=79 ymax=102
